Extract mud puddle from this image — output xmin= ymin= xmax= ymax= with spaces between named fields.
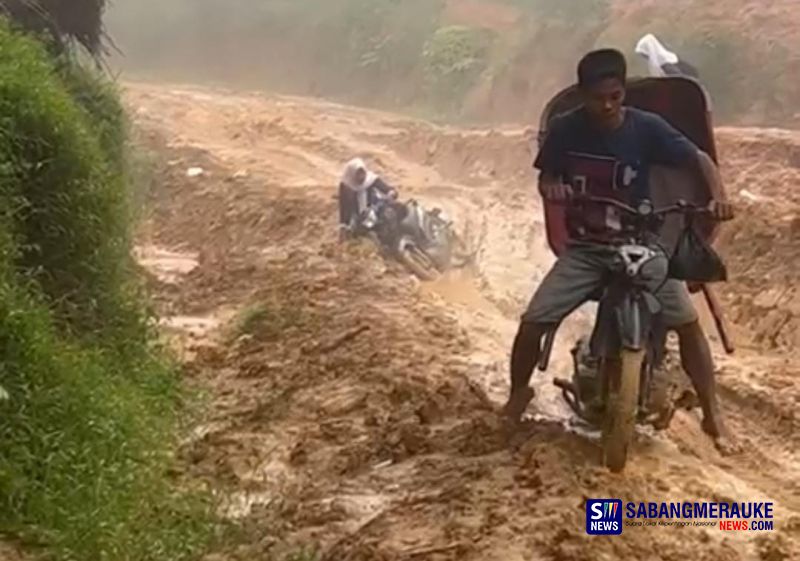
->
xmin=134 ymin=244 xmax=199 ymax=283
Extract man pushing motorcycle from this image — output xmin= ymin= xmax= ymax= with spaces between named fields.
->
xmin=503 ymin=49 xmax=737 ymax=453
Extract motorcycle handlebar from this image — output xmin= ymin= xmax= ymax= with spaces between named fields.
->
xmin=555 ymin=194 xmax=712 ymax=218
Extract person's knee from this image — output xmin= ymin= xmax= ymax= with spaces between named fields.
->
xmin=674 ymin=320 xmax=714 ymax=372
xmin=515 ymin=321 xmax=552 ymax=345
xmin=674 ymin=319 xmax=704 ymax=340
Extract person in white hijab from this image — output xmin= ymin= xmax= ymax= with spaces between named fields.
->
xmin=635 ymin=33 xmax=699 ymax=79
xmin=338 ymin=158 xmax=399 ymax=240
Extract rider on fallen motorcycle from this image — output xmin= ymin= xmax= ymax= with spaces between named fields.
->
xmin=503 ymin=49 xmax=736 ymax=453
xmin=338 ymin=158 xmax=407 ymax=244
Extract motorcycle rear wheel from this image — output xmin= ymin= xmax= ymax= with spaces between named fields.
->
xmin=602 ymin=348 xmax=644 ymax=473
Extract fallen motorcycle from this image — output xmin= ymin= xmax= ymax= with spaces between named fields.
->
xmin=361 ymin=198 xmax=471 ymax=281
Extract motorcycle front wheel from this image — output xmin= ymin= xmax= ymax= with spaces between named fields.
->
xmin=397 ymin=244 xmax=439 ymax=281
xmin=602 ymin=348 xmax=644 ymax=473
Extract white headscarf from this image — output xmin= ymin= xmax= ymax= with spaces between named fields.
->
xmin=635 ymin=34 xmax=679 ymax=78
xmin=341 ymin=158 xmax=378 ymax=214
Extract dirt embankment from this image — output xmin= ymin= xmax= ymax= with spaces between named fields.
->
xmin=716 ymin=129 xmax=800 ymax=351
xmin=130 ymin=84 xmax=799 ymax=561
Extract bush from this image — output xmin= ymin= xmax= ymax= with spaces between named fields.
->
xmin=423 ymin=26 xmax=494 ymax=115
xmin=0 ymin=24 xmax=140 ymax=342
xmin=289 ymin=0 xmax=443 ymax=104
xmin=107 ymin=0 xmax=444 ymax=108
xmin=0 ymin=20 xmax=217 ymax=561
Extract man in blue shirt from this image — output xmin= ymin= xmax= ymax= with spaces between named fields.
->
xmin=504 ymin=49 xmax=736 ymax=453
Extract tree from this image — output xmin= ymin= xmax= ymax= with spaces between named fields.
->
xmin=0 ymin=0 xmax=108 ymax=58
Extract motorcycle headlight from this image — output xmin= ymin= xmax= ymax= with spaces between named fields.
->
xmin=362 ymin=210 xmax=377 ymax=228
xmin=637 ymin=200 xmax=654 ymax=217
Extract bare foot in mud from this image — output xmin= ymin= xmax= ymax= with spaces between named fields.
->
xmin=702 ymin=416 xmax=742 ymax=456
xmin=501 ymin=387 xmax=535 ymax=424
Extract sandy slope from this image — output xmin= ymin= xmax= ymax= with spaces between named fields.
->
xmin=129 ymin=83 xmax=799 ymax=560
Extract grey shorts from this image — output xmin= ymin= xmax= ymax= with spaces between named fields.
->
xmin=523 ymin=242 xmax=697 ymax=328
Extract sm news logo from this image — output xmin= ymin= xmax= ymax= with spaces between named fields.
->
xmin=586 ymin=499 xmax=623 ymax=535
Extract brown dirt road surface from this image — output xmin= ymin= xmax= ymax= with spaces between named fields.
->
xmin=129 ymin=83 xmax=800 ymax=561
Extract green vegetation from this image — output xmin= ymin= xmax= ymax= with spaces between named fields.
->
xmin=283 ymin=547 xmax=321 ymax=561
xmin=423 ymin=26 xmax=494 ymax=116
xmin=233 ymin=296 xmax=313 ymax=342
xmin=108 ymin=0 xmax=443 ymax=107
xmin=0 ymin=20 xmax=217 ymax=561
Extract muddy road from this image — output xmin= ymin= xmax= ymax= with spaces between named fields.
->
xmin=129 ymin=83 xmax=800 ymax=560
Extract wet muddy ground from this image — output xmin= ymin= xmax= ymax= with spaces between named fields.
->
xmin=129 ymin=83 xmax=800 ymax=560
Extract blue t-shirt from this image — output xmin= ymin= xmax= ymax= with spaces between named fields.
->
xmin=534 ymin=106 xmax=698 ymax=240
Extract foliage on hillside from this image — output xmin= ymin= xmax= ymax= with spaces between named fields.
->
xmin=107 ymin=0 xmax=798 ymax=126
xmin=0 ymin=20 xmax=216 ymax=561
xmin=423 ymin=25 xmax=494 ymax=116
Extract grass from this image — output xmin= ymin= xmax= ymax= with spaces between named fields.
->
xmin=0 ymin=19 xmax=220 ymax=561
xmin=283 ymin=547 xmax=321 ymax=561
xmin=423 ymin=25 xmax=494 ymax=117
xmin=233 ymin=297 xmax=312 ymax=342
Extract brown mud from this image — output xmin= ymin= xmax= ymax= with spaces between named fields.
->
xmin=129 ymin=83 xmax=799 ymax=561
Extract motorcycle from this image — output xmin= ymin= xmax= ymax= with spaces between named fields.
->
xmin=544 ymin=195 xmax=711 ymax=472
xmin=535 ymin=76 xmax=736 ymax=472
xmin=360 ymin=197 xmax=468 ymax=281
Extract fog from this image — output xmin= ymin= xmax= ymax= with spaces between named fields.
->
xmin=106 ymin=0 xmax=799 ymax=126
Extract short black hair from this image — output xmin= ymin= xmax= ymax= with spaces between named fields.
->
xmin=578 ymin=49 xmax=627 ymax=89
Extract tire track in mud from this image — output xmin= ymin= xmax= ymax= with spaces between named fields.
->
xmin=128 ymin=83 xmax=799 ymax=560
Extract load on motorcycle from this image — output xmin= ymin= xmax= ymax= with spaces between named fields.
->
xmin=337 ymin=158 xmax=468 ymax=281
xmin=504 ymin=48 xmax=736 ymax=471
xmin=635 ymin=33 xmax=700 ymax=80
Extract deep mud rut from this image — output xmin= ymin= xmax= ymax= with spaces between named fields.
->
xmin=129 ymin=83 xmax=800 ymax=561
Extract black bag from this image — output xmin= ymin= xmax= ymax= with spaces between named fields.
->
xmin=668 ymin=220 xmax=727 ymax=283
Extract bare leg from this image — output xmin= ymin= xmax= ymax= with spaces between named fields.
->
xmin=503 ymin=322 xmax=551 ymax=423
xmin=675 ymin=321 xmax=737 ymax=454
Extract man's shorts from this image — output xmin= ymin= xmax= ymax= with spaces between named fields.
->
xmin=523 ymin=242 xmax=698 ymax=328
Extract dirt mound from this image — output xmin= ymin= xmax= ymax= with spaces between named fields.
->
xmin=376 ymin=125 xmax=534 ymax=187
xmin=716 ymin=129 xmax=800 ymax=350
xmin=0 ymin=543 xmax=26 ymax=561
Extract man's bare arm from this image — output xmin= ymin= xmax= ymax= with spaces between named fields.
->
xmin=694 ymin=150 xmax=734 ymax=221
